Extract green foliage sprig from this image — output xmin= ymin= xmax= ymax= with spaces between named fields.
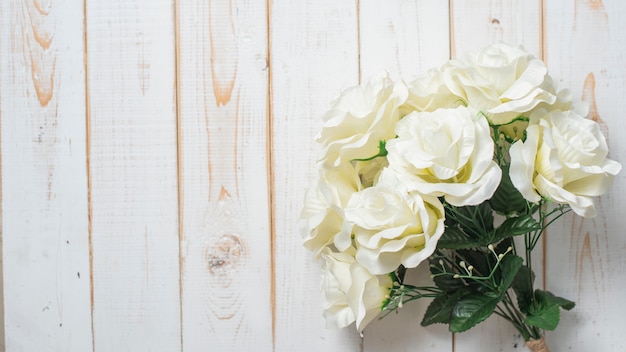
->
xmin=382 ymin=188 xmax=575 ymax=341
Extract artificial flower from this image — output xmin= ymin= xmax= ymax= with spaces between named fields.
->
xmin=344 ymin=168 xmax=445 ymax=275
xmin=509 ymin=109 xmax=621 ymax=217
xmin=320 ymin=247 xmax=392 ymax=332
xmin=442 ymin=43 xmax=571 ymax=138
xmin=401 ymin=68 xmax=462 ymax=114
xmin=300 ymin=163 xmax=362 ymax=255
xmin=316 ymin=72 xmax=408 ymax=168
xmin=386 ymin=106 xmax=502 ymax=206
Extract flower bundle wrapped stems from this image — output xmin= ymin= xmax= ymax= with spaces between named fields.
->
xmin=526 ymin=336 xmax=550 ymax=352
xmin=301 ymin=43 xmax=621 ymax=347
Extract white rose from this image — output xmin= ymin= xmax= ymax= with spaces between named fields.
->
xmin=401 ymin=68 xmax=462 ymax=115
xmin=442 ymin=43 xmax=571 ymax=131
xmin=386 ymin=106 xmax=502 ymax=206
xmin=320 ymin=248 xmax=357 ymax=329
xmin=316 ymin=72 xmax=408 ymax=169
xmin=348 ymin=259 xmax=393 ymax=333
xmin=320 ymin=247 xmax=392 ymax=333
xmin=344 ymin=169 xmax=445 ymax=275
xmin=300 ymin=163 xmax=361 ymax=255
xmin=509 ymin=109 xmax=621 ymax=217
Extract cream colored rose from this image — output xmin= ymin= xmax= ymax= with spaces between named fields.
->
xmin=401 ymin=68 xmax=462 ymax=115
xmin=320 ymin=247 xmax=392 ymax=332
xmin=509 ymin=109 xmax=621 ymax=217
xmin=300 ymin=163 xmax=361 ymax=255
xmin=348 ymin=258 xmax=393 ymax=332
xmin=386 ymin=106 xmax=502 ymax=206
xmin=320 ymin=248 xmax=357 ymax=329
xmin=442 ymin=43 xmax=571 ymax=130
xmin=316 ymin=72 xmax=408 ymax=169
xmin=344 ymin=169 xmax=445 ymax=275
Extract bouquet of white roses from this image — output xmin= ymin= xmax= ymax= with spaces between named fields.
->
xmin=300 ymin=43 xmax=621 ymax=351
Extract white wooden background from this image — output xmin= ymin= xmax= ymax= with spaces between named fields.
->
xmin=1 ymin=0 xmax=625 ymax=351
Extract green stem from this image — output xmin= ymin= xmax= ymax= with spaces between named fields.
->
xmin=497 ymin=299 xmax=531 ymax=341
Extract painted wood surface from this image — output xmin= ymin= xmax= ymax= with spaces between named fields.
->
xmin=86 ymin=0 xmax=181 ymax=351
xmin=270 ymin=1 xmax=362 ymax=350
xmin=177 ymin=0 xmax=273 ymax=350
xmin=0 ymin=1 xmax=93 ymax=351
xmin=1 ymin=1 xmax=625 ymax=351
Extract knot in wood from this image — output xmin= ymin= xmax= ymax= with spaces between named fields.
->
xmin=206 ymin=234 xmax=244 ymax=275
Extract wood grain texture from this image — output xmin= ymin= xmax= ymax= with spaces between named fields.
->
xmin=0 ymin=184 xmax=3 ymax=352
xmin=177 ymin=0 xmax=273 ymax=350
xmin=86 ymin=1 xmax=181 ymax=350
xmin=451 ymin=0 xmax=542 ymax=58
xmin=359 ymin=0 xmax=451 ymax=81
xmin=450 ymin=1 xmax=544 ymax=351
xmin=270 ymin=1 xmax=363 ymax=350
xmin=0 ymin=0 xmax=93 ymax=350
xmin=357 ymin=1 xmax=453 ymax=350
xmin=544 ymin=0 xmax=626 ymax=350
xmin=0 ymin=0 xmax=625 ymax=351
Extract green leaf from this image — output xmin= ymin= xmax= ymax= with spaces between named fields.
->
xmin=490 ymin=165 xmax=528 ymax=215
xmin=525 ymin=303 xmax=560 ymax=330
xmin=536 ymin=289 xmax=576 ymax=311
xmin=421 ymin=290 xmax=466 ymax=326
xmin=494 ymin=237 xmax=513 ymax=255
xmin=498 ymin=255 xmax=523 ymax=293
xmin=432 ymin=274 xmax=464 ymax=294
xmin=395 ymin=265 xmax=407 ymax=284
xmin=456 ymin=249 xmax=492 ymax=286
xmin=511 ymin=265 xmax=535 ymax=314
xmin=437 ymin=227 xmax=482 ymax=249
xmin=492 ymin=215 xmax=541 ymax=243
xmin=544 ymin=291 xmax=576 ymax=311
xmin=445 ymin=202 xmax=494 ymax=241
xmin=524 ymin=289 xmax=575 ymax=331
xmin=429 ymin=256 xmax=465 ymax=294
xmin=450 ymin=294 xmax=501 ymax=332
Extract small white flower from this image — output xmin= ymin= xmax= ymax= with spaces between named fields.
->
xmin=344 ymin=168 xmax=445 ymax=275
xmin=316 ymin=72 xmax=408 ymax=169
xmin=509 ymin=109 xmax=621 ymax=217
xmin=386 ymin=106 xmax=502 ymax=206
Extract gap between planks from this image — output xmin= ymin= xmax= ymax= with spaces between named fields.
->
xmin=82 ymin=0 xmax=96 ymax=350
xmin=265 ymin=0 xmax=277 ymax=348
xmin=174 ymin=0 xmax=185 ymax=350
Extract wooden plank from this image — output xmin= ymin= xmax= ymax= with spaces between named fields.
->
xmin=451 ymin=0 xmax=542 ymax=58
xmin=86 ymin=1 xmax=181 ymax=350
xmin=270 ymin=0 xmax=363 ymax=350
xmin=0 ymin=197 xmax=3 ymax=352
xmin=176 ymin=1 xmax=273 ymax=350
xmin=0 ymin=0 xmax=93 ymax=350
xmin=359 ymin=0 xmax=451 ymax=80
xmin=544 ymin=0 xmax=626 ymax=350
xmin=0 ymin=127 xmax=4 ymax=350
xmin=449 ymin=1 xmax=543 ymax=351
xmin=357 ymin=1 xmax=453 ymax=350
